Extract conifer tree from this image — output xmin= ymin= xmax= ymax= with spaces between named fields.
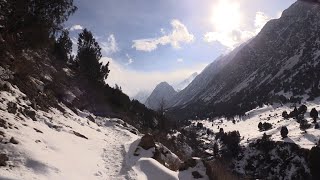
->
xmin=76 ymin=28 xmax=109 ymax=84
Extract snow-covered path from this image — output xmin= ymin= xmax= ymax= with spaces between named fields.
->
xmin=0 ymin=106 xmax=140 ymax=180
xmin=0 ymin=85 xmax=141 ymax=180
xmin=0 ymin=84 xmax=210 ymax=180
xmin=100 ymin=127 xmax=138 ymax=179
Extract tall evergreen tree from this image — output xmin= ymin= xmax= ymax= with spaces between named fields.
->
xmin=76 ymin=28 xmax=109 ymax=84
xmin=54 ymin=30 xmax=72 ymax=61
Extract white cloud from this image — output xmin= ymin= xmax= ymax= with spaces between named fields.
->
xmin=70 ymin=25 xmax=83 ymax=31
xmin=177 ymin=58 xmax=184 ymax=63
xmin=254 ymin=11 xmax=271 ymax=33
xmin=100 ymin=57 xmax=206 ymax=97
xmin=160 ymin=28 xmax=166 ymax=34
xmin=204 ymin=10 xmax=272 ymax=49
xmin=132 ymin=19 xmax=194 ymax=52
xmin=125 ymin=54 xmax=134 ymax=65
xmin=204 ymin=30 xmax=254 ymax=49
xmin=101 ymin=34 xmax=119 ymax=55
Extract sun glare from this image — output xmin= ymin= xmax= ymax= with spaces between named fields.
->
xmin=211 ymin=0 xmax=242 ymax=32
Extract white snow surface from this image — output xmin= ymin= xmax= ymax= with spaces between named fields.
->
xmin=194 ymin=98 xmax=320 ymax=149
xmin=0 ymin=83 xmax=207 ymax=180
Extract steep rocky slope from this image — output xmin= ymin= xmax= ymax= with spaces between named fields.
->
xmin=170 ymin=1 xmax=320 ymax=120
xmin=168 ymin=44 xmax=245 ymax=108
xmin=173 ymin=72 xmax=198 ymax=92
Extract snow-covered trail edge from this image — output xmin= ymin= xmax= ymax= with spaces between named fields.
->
xmin=0 ymin=83 xmax=142 ymax=180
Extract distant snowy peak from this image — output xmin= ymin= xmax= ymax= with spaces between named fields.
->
xmin=133 ymin=90 xmax=151 ymax=104
xmin=145 ymin=82 xmax=177 ymax=110
xmin=174 ymin=72 xmax=198 ymax=92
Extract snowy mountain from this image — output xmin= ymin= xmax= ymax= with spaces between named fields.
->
xmin=173 ymin=72 xmax=198 ymax=92
xmin=168 ymin=43 xmax=246 ymax=109
xmin=169 ymin=1 xmax=320 ymax=120
xmin=145 ymin=82 xmax=177 ymax=110
xmin=133 ymin=90 xmax=151 ymax=104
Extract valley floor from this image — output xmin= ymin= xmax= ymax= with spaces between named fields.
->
xmin=192 ymin=98 xmax=320 ymax=150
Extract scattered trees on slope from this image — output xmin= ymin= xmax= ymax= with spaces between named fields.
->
xmin=258 ymin=122 xmax=272 ymax=131
xmin=0 ymin=0 xmax=77 ymax=46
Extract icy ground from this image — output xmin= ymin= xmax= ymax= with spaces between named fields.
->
xmin=0 ymin=83 xmax=208 ymax=180
xmin=194 ymin=98 xmax=320 ymax=149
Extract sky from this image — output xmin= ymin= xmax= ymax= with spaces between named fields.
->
xmin=65 ymin=0 xmax=296 ymax=97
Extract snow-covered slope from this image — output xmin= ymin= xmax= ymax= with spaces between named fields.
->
xmin=0 ymin=83 xmax=139 ymax=179
xmin=192 ymin=99 xmax=320 ymax=150
xmin=145 ymin=82 xmax=177 ymax=110
xmin=173 ymin=72 xmax=198 ymax=92
xmin=184 ymin=99 xmax=320 ymax=179
xmin=0 ymin=82 xmax=208 ymax=180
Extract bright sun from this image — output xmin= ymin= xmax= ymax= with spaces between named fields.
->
xmin=211 ymin=0 xmax=242 ymax=32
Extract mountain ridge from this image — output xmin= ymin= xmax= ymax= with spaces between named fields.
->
xmin=145 ymin=82 xmax=177 ymax=110
xmin=169 ymin=1 xmax=320 ymax=120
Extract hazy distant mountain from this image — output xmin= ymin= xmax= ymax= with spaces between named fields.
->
xmin=145 ymin=82 xmax=177 ymax=110
xmin=168 ymin=43 xmax=245 ymax=108
xmin=169 ymin=1 xmax=320 ymax=119
xmin=173 ymin=72 xmax=198 ymax=92
xmin=132 ymin=91 xmax=151 ymax=104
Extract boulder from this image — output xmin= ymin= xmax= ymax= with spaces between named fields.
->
xmin=87 ymin=115 xmax=95 ymax=123
xmin=23 ymin=109 xmax=37 ymax=121
xmin=9 ymin=137 xmax=19 ymax=144
xmin=138 ymin=134 xmax=155 ymax=150
xmin=179 ymin=158 xmax=197 ymax=171
xmin=7 ymin=102 xmax=17 ymax=114
xmin=0 ymin=154 xmax=9 ymax=166
xmin=192 ymin=171 xmax=203 ymax=179
xmin=73 ymin=131 xmax=88 ymax=139
xmin=33 ymin=128 xmax=43 ymax=133
xmin=0 ymin=118 xmax=7 ymax=129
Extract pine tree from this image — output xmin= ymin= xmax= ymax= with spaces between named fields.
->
xmin=310 ymin=108 xmax=318 ymax=123
xmin=76 ymin=29 xmax=109 ymax=84
xmin=282 ymin=111 xmax=288 ymax=119
xmin=54 ymin=30 xmax=72 ymax=61
xmin=258 ymin=122 xmax=263 ymax=131
xmin=280 ymin=126 xmax=288 ymax=138
xmin=1 ymin=0 xmax=77 ymax=45
xmin=298 ymin=105 xmax=307 ymax=115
